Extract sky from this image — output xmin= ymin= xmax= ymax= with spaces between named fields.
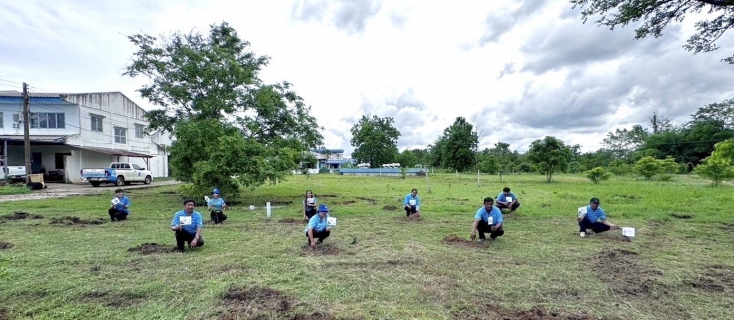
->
xmin=1 ymin=0 xmax=734 ymax=156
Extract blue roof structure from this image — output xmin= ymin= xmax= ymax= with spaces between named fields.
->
xmin=311 ymin=148 xmax=345 ymax=154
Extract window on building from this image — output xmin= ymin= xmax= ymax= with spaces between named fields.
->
xmin=114 ymin=127 xmax=127 ymax=144
xmin=135 ymin=124 xmax=145 ymax=139
xmin=55 ymin=153 xmax=71 ymax=169
xmin=29 ymin=113 xmax=66 ymax=129
xmin=91 ymin=115 xmax=104 ymax=132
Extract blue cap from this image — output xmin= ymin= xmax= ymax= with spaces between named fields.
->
xmin=213 ymin=188 xmax=220 ymax=194
xmin=317 ymin=204 xmax=329 ymax=212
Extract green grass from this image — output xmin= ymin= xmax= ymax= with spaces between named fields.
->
xmin=0 ymin=185 xmax=31 ymax=195
xmin=1 ymin=173 xmax=733 ymax=320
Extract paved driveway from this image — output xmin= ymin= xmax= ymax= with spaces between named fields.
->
xmin=0 ymin=180 xmax=181 ymax=202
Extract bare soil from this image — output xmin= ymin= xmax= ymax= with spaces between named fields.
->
xmin=49 ymin=216 xmax=105 ymax=225
xmin=127 ymin=243 xmax=176 ymax=255
xmin=319 ymin=194 xmax=338 ymax=198
xmin=591 ymin=248 xmax=665 ymax=297
xmin=442 ymin=234 xmax=488 ymax=249
xmin=0 ymin=241 xmax=13 ymax=250
xmin=82 ymin=290 xmax=144 ymax=308
xmin=382 ymin=205 xmax=397 ymax=211
xmin=395 ymin=214 xmax=423 ymax=222
xmin=336 ymin=200 xmax=356 ymax=205
xmin=0 ymin=308 xmax=7 ymax=320
xmin=278 ymin=217 xmax=304 ymax=224
xmin=218 ymin=286 xmax=355 ymax=320
xmin=356 ymin=197 xmax=376 ymax=204
xmin=301 ymin=243 xmax=341 ymax=256
xmin=453 ymin=304 xmax=602 ymax=320
xmin=670 ymin=213 xmax=693 ymax=219
xmin=2 ymin=212 xmax=43 ymax=220
xmin=686 ymin=265 xmax=734 ymax=293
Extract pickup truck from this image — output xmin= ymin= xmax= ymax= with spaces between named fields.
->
xmin=1 ymin=166 xmax=27 ymax=183
xmin=81 ymin=162 xmax=153 ymax=187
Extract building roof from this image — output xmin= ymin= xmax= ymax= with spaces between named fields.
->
xmin=0 ymin=90 xmax=61 ymax=98
xmin=71 ymin=145 xmax=153 ymax=158
xmin=339 ymin=168 xmax=425 ymax=173
xmin=311 ymin=148 xmax=345 ymax=154
xmin=0 ymin=135 xmax=67 ymax=143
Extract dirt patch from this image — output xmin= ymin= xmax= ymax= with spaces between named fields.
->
xmin=0 ymin=241 xmax=12 ymax=250
xmin=301 ymin=243 xmax=341 ymax=256
xmin=382 ymin=205 xmax=397 ymax=211
xmin=319 ymin=194 xmax=338 ymax=198
xmin=442 ymin=234 xmax=487 ymax=249
xmin=332 ymin=258 xmax=424 ymax=269
xmin=291 ymin=313 xmax=341 ymax=320
xmin=670 ymin=213 xmax=693 ymax=219
xmin=337 ymin=200 xmax=356 ymax=205
xmin=686 ymin=265 xmax=734 ymax=293
xmin=356 ymin=197 xmax=376 ymax=204
xmin=127 ymin=243 xmax=176 ymax=255
xmin=82 ymin=290 xmax=144 ymax=308
xmin=218 ymin=286 xmax=296 ymax=320
xmin=49 ymin=216 xmax=105 ymax=225
xmin=278 ymin=217 xmax=303 ymax=224
xmin=2 ymin=211 xmax=43 ymax=220
xmin=395 ymin=214 xmax=423 ymax=222
xmin=0 ymin=309 xmax=7 ymax=320
xmin=452 ymin=304 xmax=600 ymax=320
xmin=591 ymin=248 xmax=665 ymax=297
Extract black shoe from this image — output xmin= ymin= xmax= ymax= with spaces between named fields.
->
xmin=177 ymin=247 xmax=185 ymax=253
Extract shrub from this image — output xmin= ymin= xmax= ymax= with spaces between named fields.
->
xmin=586 ymin=167 xmax=612 ymax=184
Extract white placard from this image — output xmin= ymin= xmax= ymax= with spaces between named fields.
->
xmin=249 ymin=205 xmax=255 ymax=211
xmin=180 ymin=216 xmax=192 ymax=226
xmin=111 ymin=198 xmax=120 ymax=205
xmin=622 ymin=227 xmax=636 ymax=237
xmin=506 ymin=197 xmax=512 ymax=203
xmin=487 ymin=217 xmax=493 ymax=225
xmin=577 ymin=206 xmax=587 ymax=218
xmin=409 ymin=199 xmax=416 ymax=206
xmin=308 ymin=198 xmax=315 ymax=204
xmin=327 ymin=217 xmax=337 ymax=226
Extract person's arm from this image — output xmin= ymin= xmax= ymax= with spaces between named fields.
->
xmin=470 ymin=219 xmax=480 ymax=240
xmin=123 ymin=197 xmax=130 ymax=209
xmin=491 ymin=210 xmax=503 ymax=231
xmin=599 ymin=209 xmax=617 ymax=228
xmin=222 ymin=200 xmax=227 ymax=211
xmin=171 ymin=214 xmax=181 ymax=231
xmin=416 ymin=197 xmax=421 ymax=212
xmin=308 ymin=228 xmax=315 ymax=245
xmin=403 ymin=195 xmax=409 ymax=207
xmin=191 ymin=226 xmax=202 ymax=246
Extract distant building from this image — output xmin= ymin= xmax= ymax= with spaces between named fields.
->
xmin=310 ymin=148 xmax=354 ymax=170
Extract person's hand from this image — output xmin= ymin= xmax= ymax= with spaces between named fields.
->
xmin=611 ymin=224 xmax=619 ymax=229
xmin=577 ymin=217 xmax=582 ymax=222
xmin=191 ymin=238 xmax=198 ymax=247
xmin=470 ymin=233 xmax=476 ymax=241
xmin=310 ymin=241 xmax=317 ymax=249
xmin=490 ymin=226 xmax=497 ymax=232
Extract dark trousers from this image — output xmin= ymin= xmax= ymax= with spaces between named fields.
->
xmin=305 ymin=208 xmax=317 ymax=219
xmin=404 ymin=205 xmax=417 ymax=217
xmin=496 ymin=202 xmax=520 ymax=211
xmin=306 ymin=230 xmax=331 ymax=244
xmin=578 ymin=217 xmax=611 ymax=233
xmin=477 ymin=220 xmax=504 ymax=239
xmin=175 ymin=230 xmax=204 ymax=250
xmin=108 ymin=208 xmax=127 ymax=221
xmin=210 ymin=210 xmax=227 ymax=224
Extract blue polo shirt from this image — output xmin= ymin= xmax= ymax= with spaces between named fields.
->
xmin=404 ymin=194 xmax=420 ymax=207
xmin=171 ymin=211 xmax=204 ymax=234
xmin=474 ymin=206 xmax=503 ymax=226
xmin=113 ymin=196 xmax=131 ymax=214
xmin=209 ymin=198 xmax=226 ymax=211
xmin=584 ymin=205 xmax=607 ymax=222
xmin=304 ymin=214 xmax=332 ymax=234
xmin=496 ymin=192 xmax=518 ymax=204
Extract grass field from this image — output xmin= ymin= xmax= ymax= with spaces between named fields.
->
xmin=0 ymin=173 xmax=733 ymax=320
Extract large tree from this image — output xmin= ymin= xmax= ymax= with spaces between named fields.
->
xmin=123 ymin=22 xmax=323 ymax=194
xmin=435 ymin=117 xmax=479 ymax=172
xmin=350 ymin=115 xmax=400 ymax=168
xmin=526 ymin=136 xmax=573 ymax=183
xmin=570 ymin=0 xmax=734 ymax=63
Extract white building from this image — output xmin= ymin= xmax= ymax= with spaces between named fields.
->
xmin=0 ymin=90 xmax=173 ymax=183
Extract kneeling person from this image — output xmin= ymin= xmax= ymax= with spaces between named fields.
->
xmin=305 ymin=204 xmax=333 ymax=248
xmin=108 ymin=189 xmax=130 ymax=221
xmin=496 ymin=187 xmax=520 ymax=212
xmin=403 ymin=188 xmax=421 ymax=217
xmin=171 ymin=199 xmax=204 ymax=252
xmin=208 ymin=188 xmax=227 ymax=224
xmin=471 ymin=197 xmax=504 ymax=242
xmin=578 ymin=197 xmax=618 ymax=237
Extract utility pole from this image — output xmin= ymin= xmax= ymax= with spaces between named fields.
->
xmin=23 ymin=83 xmax=31 ymax=184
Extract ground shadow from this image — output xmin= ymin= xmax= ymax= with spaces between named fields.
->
xmin=127 ymin=243 xmax=176 ymax=255
xmin=49 ymin=216 xmax=105 ymax=225
xmin=2 ymin=212 xmax=43 ymax=220
xmin=0 ymin=241 xmax=13 ymax=250
xmin=442 ymin=235 xmax=487 ymax=249
xmin=452 ymin=304 xmax=602 ymax=320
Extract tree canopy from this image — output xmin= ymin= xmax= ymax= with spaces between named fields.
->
xmin=433 ymin=117 xmax=479 ymax=172
xmin=570 ymin=0 xmax=734 ymax=64
xmin=349 ymin=115 xmax=400 ymax=168
xmin=124 ymin=22 xmax=323 ymax=194
xmin=526 ymin=136 xmax=573 ymax=182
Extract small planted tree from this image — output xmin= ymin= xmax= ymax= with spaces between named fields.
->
xmin=586 ymin=167 xmax=612 ymax=184
xmin=634 ymin=156 xmax=663 ymax=180
xmin=695 ymin=157 xmax=734 ymax=186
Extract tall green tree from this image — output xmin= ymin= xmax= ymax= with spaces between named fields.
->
xmin=526 ymin=136 xmax=572 ymax=182
xmin=602 ymin=125 xmax=649 ymax=160
xmin=349 ymin=115 xmax=400 ymax=168
xmin=123 ymin=22 xmax=323 ymax=194
xmin=435 ymin=117 xmax=479 ymax=172
xmin=489 ymin=142 xmax=515 ymax=181
xmin=570 ymin=0 xmax=734 ymax=64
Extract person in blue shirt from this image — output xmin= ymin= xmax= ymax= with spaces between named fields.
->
xmin=578 ymin=197 xmax=619 ymax=237
xmin=303 ymin=190 xmax=318 ymax=221
xmin=496 ymin=187 xmax=520 ymax=213
xmin=208 ymin=188 xmax=227 ymax=225
xmin=403 ymin=189 xmax=421 ymax=217
xmin=171 ymin=199 xmax=205 ymax=253
xmin=108 ymin=188 xmax=130 ymax=221
xmin=470 ymin=197 xmax=504 ymax=242
xmin=305 ymin=204 xmax=333 ymax=248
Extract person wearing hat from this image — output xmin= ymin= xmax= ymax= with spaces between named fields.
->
xmin=470 ymin=197 xmax=504 ymax=242
xmin=403 ymin=188 xmax=421 ymax=217
xmin=495 ymin=187 xmax=520 ymax=213
xmin=305 ymin=204 xmax=333 ymax=248
xmin=578 ymin=197 xmax=619 ymax=237
xmin=108 ymin=188 xmax=130 ymax=221
xmin=208 ymin=189 xmax=228 ymax=225
xmin=171 ymin=199 xmax=205 ymax=253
